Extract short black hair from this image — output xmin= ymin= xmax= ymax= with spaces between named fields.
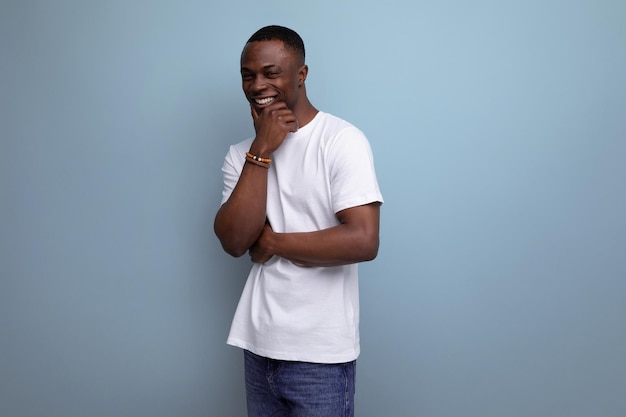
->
xmin=246 ymin=25 xmax=305 ymax=62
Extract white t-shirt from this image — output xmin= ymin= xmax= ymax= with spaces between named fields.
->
xmin=220 ymin=111 xmax=383 ymax=363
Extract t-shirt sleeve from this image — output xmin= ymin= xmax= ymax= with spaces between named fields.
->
xmin=220 ymin=144 xmax=246 ymax=205
xmin=327 ymin=126 xmax=384 ymax=213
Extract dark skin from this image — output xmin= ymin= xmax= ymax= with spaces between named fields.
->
xmin=214 ymin=40 xmax=380 ymax=266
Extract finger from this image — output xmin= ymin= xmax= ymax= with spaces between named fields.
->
xmin=281 ymin=116 xmax=297 ymax=132
xmin=268 ymin=101 xmax=293 ymax=114
xmin=290 ymin=119 xmax=299 ymax=133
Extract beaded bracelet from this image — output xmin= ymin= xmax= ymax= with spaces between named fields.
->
xmin=246 ymin=152 xmax=272 ymax=164
xmin=245 ymin=156 xmax=270 ymax=169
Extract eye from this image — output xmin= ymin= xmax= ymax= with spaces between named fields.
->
xmin=267 ymin=71 xmax=280 ymax=78
xmin=241 ymin=72 xmax=254 ymax=80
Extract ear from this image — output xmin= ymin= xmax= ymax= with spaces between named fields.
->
xmin=298 ymin=65 xmax=308 ymax=87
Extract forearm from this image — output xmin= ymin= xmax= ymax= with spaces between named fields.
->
xmin=272 ymin=225 xmax=379 ymax=267
xmin=214 ymin=162 xmax=269 ymax=257
xmin=252 ymin=204 xmax=381 ymax=267
xmin=215 ymin=102 xmax=298 ymax=257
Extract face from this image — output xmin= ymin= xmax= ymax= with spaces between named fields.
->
xmin=240 ymin=40 xmax=307 ymax=114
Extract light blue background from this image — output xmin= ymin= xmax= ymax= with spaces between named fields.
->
xmin=2 ymin=1 xmax=625 ymax=416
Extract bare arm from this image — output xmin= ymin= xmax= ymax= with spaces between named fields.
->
xmin=213 ymin=162 xmax=269 ymax=257
xmin=249 ymin=202 xmax=381 ymax=267
xmin=214 ymin=102 xmax=297 ymax=257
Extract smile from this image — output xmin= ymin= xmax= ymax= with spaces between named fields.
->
xmin=254 ymin=96 xmax=276 ymax=105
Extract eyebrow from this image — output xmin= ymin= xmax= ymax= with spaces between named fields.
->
xmin=241 ymin=64 xmax=281 ymax=72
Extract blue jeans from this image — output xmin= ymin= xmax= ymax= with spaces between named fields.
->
xmin=244 ymin=350 xmax=356 ymax=417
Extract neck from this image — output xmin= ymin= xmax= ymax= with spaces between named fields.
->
xmin=294 ymin=94 xmax=318 ymax=128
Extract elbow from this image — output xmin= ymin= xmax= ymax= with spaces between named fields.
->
xmin=222 ymin=244 xmax=248 ymax=258
xmin=360 ymin=235 xmax=380 ymax=262
xmin=214 ymin=221 xmax=250 ymax=258
xmin=218 ymin=236 xmax=250 ymax=258
xmin=216 ymin=230 xmax=251 ymax=258
xmin=365 ymin=241 xmax=379 ymax=262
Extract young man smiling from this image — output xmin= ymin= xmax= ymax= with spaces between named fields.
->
xmin=214 ymin=25 xmax=383 ymax=417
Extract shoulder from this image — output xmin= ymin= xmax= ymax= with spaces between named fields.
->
xmin=314 ymin=112 xmax=368 ymax=149
xmin=221 ymin=137 xmax=253 ymax=172
xmin=227 ymin=137 xmax=254 ymax=156
xmin=233 ymin=136 xmax=254 ymax=150
xmin=317 ymin=111 xmax=359 ymax=133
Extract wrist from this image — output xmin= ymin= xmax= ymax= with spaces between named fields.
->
xmin=249 ymin=138 xmax=274 ymax=158
xmin=265 ymin=229 xmax=280 ymax=258
xmin=245 ymin=152 xmax=271 ymax=169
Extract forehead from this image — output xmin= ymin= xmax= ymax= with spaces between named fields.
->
xmin=240 ymin=40 xmax=298 ymax=69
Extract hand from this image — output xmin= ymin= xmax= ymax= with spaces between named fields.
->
xmin=250 ymin=102 xmax=298 ymax=155
xmin=249 ymin=222 xmax=275 ymax=264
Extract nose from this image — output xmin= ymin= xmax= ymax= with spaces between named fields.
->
xmin=250 ymin=75 xmax=267 ymax=92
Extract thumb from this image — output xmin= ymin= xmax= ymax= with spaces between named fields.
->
xmin=250 ymin=104 xmax=259 ymax=120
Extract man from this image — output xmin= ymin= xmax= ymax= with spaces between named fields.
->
xmin=214 ymin=25 xmax=383 ymax=417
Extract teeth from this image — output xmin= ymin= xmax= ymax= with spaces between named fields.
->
xmin=255 ymin=97 xmax=275 ymax=105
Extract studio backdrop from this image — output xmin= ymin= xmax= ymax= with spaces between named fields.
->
xmin=2 ymin=1 xmax=625 ymax=416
